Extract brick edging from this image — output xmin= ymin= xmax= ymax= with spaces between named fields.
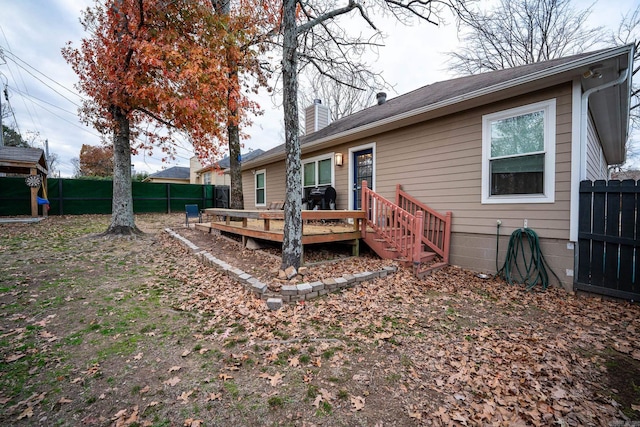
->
xmin=164 ymin=228 xmax=398 ymax=309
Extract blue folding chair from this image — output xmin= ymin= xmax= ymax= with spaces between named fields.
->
xmin=185 ymin=204 xmax=202 ymax=226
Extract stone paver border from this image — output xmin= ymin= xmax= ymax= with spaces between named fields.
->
xmin=164 ymin=228 xmax=398 ymax=310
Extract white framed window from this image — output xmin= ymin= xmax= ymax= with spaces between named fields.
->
xmin=255 ymin=169 xmax=266 ymax=207
xmin=481 ymin=99 xmax=556 ymax=204
xmin=302 ymin=153 xmax=334 ymax=191
xmin=203 ymin=172 xmax=211 ymax=185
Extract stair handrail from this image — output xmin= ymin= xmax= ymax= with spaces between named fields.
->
xmin=395 ymin=184 xmax=451 ymax=264
xmin=361 ymin=181 xmax=422 ymax=263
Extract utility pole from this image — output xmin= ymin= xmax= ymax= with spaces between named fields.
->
xmin=1 ymin=52 xmax=6 ymax=147
xmin=0 ymin=84 xmax=4 ymax=147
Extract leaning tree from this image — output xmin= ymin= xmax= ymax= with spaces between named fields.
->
xmin=278 ymin=0 xmax=470 ymax=270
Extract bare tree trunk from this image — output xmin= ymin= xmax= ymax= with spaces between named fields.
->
xmin=281 ymin=0 xmax=302 ymax=270
xmin=105 ymin=107 xmax=140 ymax=235
xmin=213 ymin=0 xmax=243 ymax=210
xmin=228 ymin=121 xmax=244 ymax=209
xmin=227 ymin=58 xmax=243 ymax=210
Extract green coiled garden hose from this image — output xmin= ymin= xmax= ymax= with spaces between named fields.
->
xmin=497 ymin=227 xmax=561 ymax=290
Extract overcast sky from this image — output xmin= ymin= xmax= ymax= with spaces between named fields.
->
xmin=1 ymin=0 xmax=638 ymax=177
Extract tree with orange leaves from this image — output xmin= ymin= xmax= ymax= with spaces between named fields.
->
xmin=63 ymin=0 xmax=269 ymax=234
xmin=210 ymin=0 xmax=276 ymax=210
xmin=79 ymin=144 xmax=114 ymax=177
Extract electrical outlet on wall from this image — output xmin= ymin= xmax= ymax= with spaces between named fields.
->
xmin=523 ymin=219 xmax=528 ymax=228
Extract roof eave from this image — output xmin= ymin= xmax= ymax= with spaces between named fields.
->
xmin=243 ymin=45 xmax=634 ymax=170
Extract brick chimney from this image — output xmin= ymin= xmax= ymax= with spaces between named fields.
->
xmin=305 ymin=99 xmax=331 ymax=134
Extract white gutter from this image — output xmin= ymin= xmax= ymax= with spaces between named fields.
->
xmin=245 ymin=45 xmax=634 ymax=170
xmin=569 ymin=63 xmax=631 ymax=242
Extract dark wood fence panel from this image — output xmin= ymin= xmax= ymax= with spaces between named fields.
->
xmin=576 ymin=179 xmax=640 ymax=300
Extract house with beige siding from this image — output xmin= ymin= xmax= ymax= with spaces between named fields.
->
xmin=143 ymin=166 xmax=190 ymax=184
xmin=240 ymin=45 xmax=634 ymax=290
xmin=190 ymin=150 xmax=265 ymax=185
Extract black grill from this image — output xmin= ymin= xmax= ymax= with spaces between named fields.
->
xmin=306 ymin=186 xmax=336 ymax=210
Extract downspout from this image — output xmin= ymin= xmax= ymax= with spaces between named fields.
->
xmin=570 ymin=65 xmax=631 ymax=242
xmin=580 ymin=67 xmax=630 ymax=179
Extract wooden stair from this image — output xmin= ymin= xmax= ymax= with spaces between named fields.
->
xmin=363 ymin=224 xmax=440 ymax=278
xmin=360 ymin=181 xmax=452 ymax=278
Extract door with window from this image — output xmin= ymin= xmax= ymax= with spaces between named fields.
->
xmin=352 ymin=148 xmax=373 ymax=210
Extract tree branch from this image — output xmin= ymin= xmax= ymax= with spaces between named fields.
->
xmin=297 ymin=0 xmax=376 ymax=34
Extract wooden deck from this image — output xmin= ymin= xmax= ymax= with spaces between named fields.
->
xmin=196 ymin=208 xmax=367 ymax=255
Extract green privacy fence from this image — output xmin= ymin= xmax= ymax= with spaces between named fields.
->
xmin=0 ymin=177 xmax=229 ymax=216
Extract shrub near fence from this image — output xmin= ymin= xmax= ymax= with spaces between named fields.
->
xmin=0 ymin=177 xmax=228 ymax=216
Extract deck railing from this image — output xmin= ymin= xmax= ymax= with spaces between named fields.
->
xmin=361 ymin=181 xmax=424 ymax=263
xmin=395 ymin=184 xmax=451 ymax=263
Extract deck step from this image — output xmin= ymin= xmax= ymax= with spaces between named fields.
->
xmin=420 ymin=251 xmax=436 ymax=263
xmin=415 ymin=261 xmax=448 ymax=278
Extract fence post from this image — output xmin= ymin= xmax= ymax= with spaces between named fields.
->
xmin=361 ymin=180 xmax=368 ymax=238
xmin=443 ymin=211 xmax=452 ymax=264
xmin=166 ymin=184 xmax=171 ymax=214
xmin=58 ymin=178 xmax=64 ymax=215
xmin=414 ymin=210 xmax=424 ymax=265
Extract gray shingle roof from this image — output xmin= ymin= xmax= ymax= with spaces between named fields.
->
xmin=215 ymin=149 xmax=265 ymax=169
xmin=0 ymin=146 xmax=48 ymax=175
xmin=249 ymin=47 xmax=623 ymax=164
xmin=148 ymin=166 xmax=190 ymax=180
xmin=0 ymin=146 xmax=46 ymax=164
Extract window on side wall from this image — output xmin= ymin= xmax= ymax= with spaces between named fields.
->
xmin=255 ymin=169 xmax=266 ymax=207
xmin=481 ymin=99 xmax=556 ymax=204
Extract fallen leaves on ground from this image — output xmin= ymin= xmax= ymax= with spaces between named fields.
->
xmin=162 ymin=229 xmax=640 ymax=425
xmin=2 ymin=215 xmax=640 ymax=426
xmin=351 ymin=395 xmax=365 ymax=411
xmin=259 ymin=372 xmax=283 ymax=387
xmin=163 ymin=377 xmax=181 ymax=387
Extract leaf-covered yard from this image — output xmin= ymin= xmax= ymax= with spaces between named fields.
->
xmin=1 ymin=214 xmax=639 ymax=426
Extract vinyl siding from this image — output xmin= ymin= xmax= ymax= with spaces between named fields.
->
xmin=242 ymin=161 xmax=287 ymax=209
xmin=585 ymin=113 xmax=608 ymax=180
xmin=241 ymin=83 xmax=575 ymax=281
xmin=366 ymin=84 xmax=574 ymax=240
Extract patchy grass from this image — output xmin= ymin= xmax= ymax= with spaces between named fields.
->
xmin=0 ymin=214 xmax=639 ymax=426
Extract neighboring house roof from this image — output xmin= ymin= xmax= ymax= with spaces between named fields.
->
xmin=245 ymin=45 xmax=633 ymax=168
xmin=146 ymin=166 xmax=190 ymax=180
xmin=0 ymin=146 xmax=48 ymax=175
xmin=196 ymin=149 xmax=265 ymax=174
xmin=612 ymin=170 xmax=640 ymax=180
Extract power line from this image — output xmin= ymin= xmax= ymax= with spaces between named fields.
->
xmin=0 ymin=30 xmax=42 ymax=132
xmin=1 ymin=49 xmax=83 ymax=102
xmin=2 ymin=83 xmax=21 ymax=134
xmin=3 ymin=52 xmax=82 ymax=108
xmin=10 ymin=85 xmax=80 ymax=117
xmin=22 ymin=94 xmax=102 ymax=139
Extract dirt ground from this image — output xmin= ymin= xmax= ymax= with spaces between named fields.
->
xmin=1 ymin=213 xmax=640 ymax=426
